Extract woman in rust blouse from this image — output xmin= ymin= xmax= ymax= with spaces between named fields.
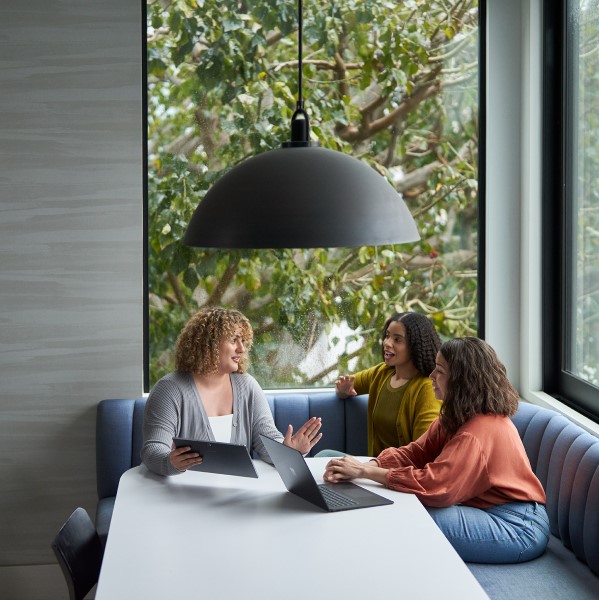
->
xmin=323 ymin=337 xmax=549 ymax=564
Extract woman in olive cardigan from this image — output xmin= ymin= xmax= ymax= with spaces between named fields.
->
xmin=336 ymin=312 xmax=441 ymax=456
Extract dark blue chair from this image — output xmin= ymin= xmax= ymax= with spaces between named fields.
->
xmin=51 ymin=507 xmax=103 ymax=600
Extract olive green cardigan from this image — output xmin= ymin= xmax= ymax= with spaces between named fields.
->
xmin=351 ymin=362 xmax=442 ymax=456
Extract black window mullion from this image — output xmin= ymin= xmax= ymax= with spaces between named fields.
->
xmin=542 ymin=0 xmax=564 ymax=394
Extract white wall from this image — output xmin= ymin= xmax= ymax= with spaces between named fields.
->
xmin=484 ymin=0 xmax=524 ymax=381
xmin=0 ymin=1 xmax=143 ymax=597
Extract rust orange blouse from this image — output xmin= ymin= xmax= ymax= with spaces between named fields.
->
xmin=374 ymin=414 xmax=546 ymax=508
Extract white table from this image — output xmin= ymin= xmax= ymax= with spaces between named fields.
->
xmin=96 ymin=459 xmax=488 ymax=599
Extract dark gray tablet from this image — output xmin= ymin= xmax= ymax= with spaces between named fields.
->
xmin=173 ymin=438 xmax=258 ymax=478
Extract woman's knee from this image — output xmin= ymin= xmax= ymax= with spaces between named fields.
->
xmin=515 ymin=503 xmax=550 ymax=563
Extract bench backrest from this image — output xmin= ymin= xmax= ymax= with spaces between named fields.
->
xmin=511 ymin=402 xmax=599 ymax=575
xmin=96 ymin=396 xmax=599 ymax=575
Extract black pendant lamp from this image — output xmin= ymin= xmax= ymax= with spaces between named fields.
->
xmin=183 ymin=1 xmax=420 ymax=249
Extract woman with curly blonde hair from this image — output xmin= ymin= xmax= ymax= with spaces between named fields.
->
xmin=324 ymin=337 xmax=549 ymax=564
xmin=142 ymin=307 xmax=322 ymax=476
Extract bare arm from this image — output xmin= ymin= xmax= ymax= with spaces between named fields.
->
xmin=323 ymin=456 xmax=389 ymax=485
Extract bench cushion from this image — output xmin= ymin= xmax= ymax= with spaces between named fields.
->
xmin=511 ymin=402 xmax=599 ymax=574
xmin=468 ymin=535 xmax=599 ymax=600
xmin=469 ymin=402 xmax=599 ymax=597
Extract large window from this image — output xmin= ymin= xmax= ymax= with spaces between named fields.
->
xmin=147 ymin=0 xmax=480 ymax=389
xmin=544 ymin=0 xmax=599 ymax=418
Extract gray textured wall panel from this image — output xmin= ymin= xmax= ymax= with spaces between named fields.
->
xmin=0 ymin=0 xmax=143 ymax=565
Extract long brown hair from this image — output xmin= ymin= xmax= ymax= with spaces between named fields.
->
xmin=174 ymin=307 xmax=253 ymax=375
xmin=438 ymin=337 xmax=519 ymax=436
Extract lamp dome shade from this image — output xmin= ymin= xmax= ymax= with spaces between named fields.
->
xmin=183 ymin=145 xmax=420 ymax=249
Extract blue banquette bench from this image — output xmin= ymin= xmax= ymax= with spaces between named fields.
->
xmin=96 ymin=393 xmax=599 ymax=599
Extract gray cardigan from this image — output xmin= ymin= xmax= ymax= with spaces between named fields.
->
xmin=141 ymin=371 xmax=283 ymax=476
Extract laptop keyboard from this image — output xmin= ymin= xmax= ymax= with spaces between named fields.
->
xmin=319 ymin=485 xmax=359 ymax=509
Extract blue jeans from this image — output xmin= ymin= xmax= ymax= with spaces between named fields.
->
xmin=314 ymin=449 xmax=347 ymax=458
xmin=425 ymin=501 xmax=550 ymax=564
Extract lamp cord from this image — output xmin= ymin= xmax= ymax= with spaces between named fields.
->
xmin=283 ymin=0 xmax=314 ymax=146
xmin=298 ymin=0 xmax=303 ymax=108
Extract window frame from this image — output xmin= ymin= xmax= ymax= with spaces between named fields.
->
xmin=542 ymin=0 xmax=599 ymax=421
xmin=143 ymin=0 xmax=150 ymax=393
xmin=142 ymin=1 xmax=485 ymax=394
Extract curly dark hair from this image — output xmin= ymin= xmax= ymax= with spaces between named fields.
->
xmin=438 ymin=337 xmax=520 ymax=436
xmin=174 ymin=307 xmax=253 ymax=376
xmin=381 ymin=312 xmax=441 ymax=377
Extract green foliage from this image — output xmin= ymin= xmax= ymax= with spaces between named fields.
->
xmin=147 ymin=0 xmax=480 ymax=388
xmin=573 ymin=5 xmax=599 ymax=386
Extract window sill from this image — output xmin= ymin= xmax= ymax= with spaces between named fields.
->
xmin=524 ymin=390 xmax=599 ymax=439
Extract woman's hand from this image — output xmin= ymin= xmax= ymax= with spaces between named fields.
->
xmin=323 ymin=455 xmax=368 ymax=482
xmin=335 ymin=375 xmax=357 ymax=399
xmin=169 ymin=443 xmax=203 ymax=472
xmin=284 ymin=417 xmax=323 ymax=455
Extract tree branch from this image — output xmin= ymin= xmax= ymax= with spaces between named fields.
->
xmin=273 ymin=59 xmax=361 ymax=72
xmin=336 ymin=73 xmax=442 ymax=142
xmin=205 ymin=259 xmax=240 ymax=306
xmin=167 ymin=272 xmax=191 ymax=314
xmin=392 ymin=139 xmax=476 ymax=193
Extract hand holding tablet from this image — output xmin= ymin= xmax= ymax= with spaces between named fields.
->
xmin=172 ymin=438 xmax=258 ymax=478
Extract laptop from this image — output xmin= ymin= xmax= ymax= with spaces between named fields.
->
xmin=173 ymin=438 xmax=258 ymax=478
xmin=259 ymin=434 xmax=393 ymax=512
